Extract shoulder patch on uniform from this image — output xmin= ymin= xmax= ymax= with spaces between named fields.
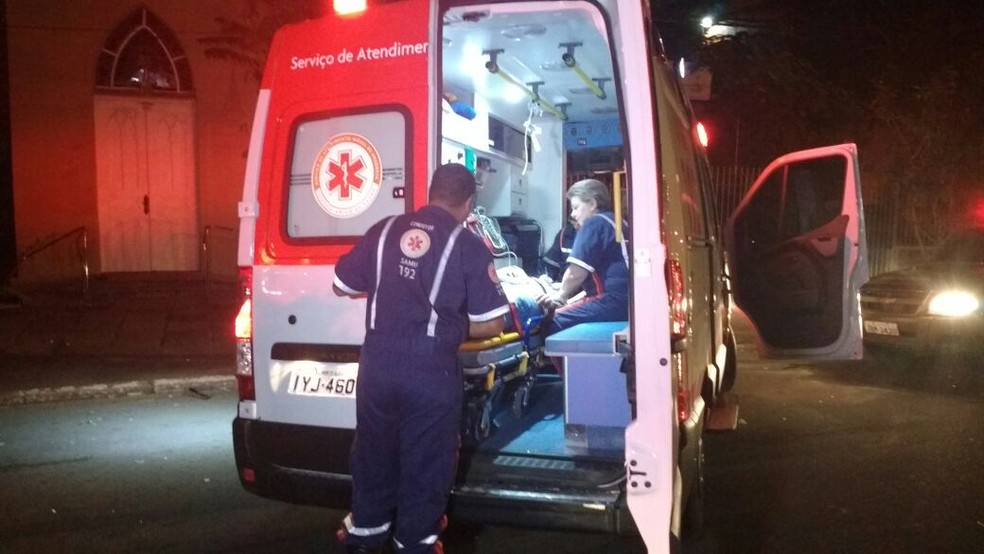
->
xmin=487 ymin=262 xmax=500 ymax=284
xmin=400 ymin=228 xmax=431 ymax=258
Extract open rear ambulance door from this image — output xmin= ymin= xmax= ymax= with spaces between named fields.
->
xmin=725 ymin=143 xmax=869 ymax=359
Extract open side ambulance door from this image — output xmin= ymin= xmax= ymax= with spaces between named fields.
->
xmin=725 ymin=143 xmax=869 ymax=359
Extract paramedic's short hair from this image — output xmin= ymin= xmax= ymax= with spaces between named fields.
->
xmin=567 ymin=178 xmax=611 ymax=211
xmin=429 ymin=163 xmax=477 ymax=207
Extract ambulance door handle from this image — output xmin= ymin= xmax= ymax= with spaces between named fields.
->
xmin=143 ymin=195 xmax=150 ymax=215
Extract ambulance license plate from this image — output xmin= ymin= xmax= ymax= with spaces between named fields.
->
xmin=864 ymin=320 xmax=899 ymax=336
xmin=287 ymin=362 xmax=358 ymax=398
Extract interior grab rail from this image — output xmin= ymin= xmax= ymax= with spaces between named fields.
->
xmin=560 ymin=42 xmax=609 ymax=100
xmin=484 ymin=49 xmax=569 ymax=121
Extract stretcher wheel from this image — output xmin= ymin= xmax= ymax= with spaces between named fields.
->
xmin=512 ymin=381 xmax=532 ymax=418
xmin=473 ymin=402 xmax=492 ymax=442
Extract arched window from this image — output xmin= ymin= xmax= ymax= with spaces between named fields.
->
xmin=96 ymin=8 xmax=193 ymax=93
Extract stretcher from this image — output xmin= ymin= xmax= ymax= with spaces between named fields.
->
xmin=458 ymin=267 xmax=552 ymax=443
xmin=459 ymin=320 xmax=547 ymax=443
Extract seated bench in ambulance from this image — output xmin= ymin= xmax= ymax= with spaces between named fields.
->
xmin=544 ymin=320 xmax=631 ymax=452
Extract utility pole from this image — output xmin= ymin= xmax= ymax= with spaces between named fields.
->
xmin=0 ymin=0 xmax=17 ymax=294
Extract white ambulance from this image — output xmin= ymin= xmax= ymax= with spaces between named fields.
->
xmin=232 ymin=1 xmax=869 ymax=551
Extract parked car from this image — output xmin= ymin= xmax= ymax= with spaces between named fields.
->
xmin=860 ymin=228 xmax=984 ymax=359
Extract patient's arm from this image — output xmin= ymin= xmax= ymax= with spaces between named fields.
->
xmin=536 ymin=264 xmax=589 ymax=308
xmin=470 ymin=315 xmax=506 ymax=339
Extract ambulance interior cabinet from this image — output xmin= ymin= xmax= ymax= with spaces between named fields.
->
xmin=544 ymin=321 xmax=631 ymax=453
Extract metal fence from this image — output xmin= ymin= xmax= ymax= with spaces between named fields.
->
xmin=708 ymin=166 xmax=759 ymax=229
xmin=863 ymin=199 xmax=896 ymax=277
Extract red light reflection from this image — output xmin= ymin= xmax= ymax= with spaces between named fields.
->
xmin=973 ymin=198 xmax=984 ymax=229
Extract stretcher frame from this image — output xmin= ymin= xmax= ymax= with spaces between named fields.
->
xmin=459 ymin=316 xmax=548 ymax=443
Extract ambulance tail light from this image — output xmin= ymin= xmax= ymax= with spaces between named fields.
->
xmin=675 ymin=352 xmax=689 ymax=422
xmin=235 ymin=268 xmax=255 ymax=401
xmin=666 ymin=258 xmax=690 ymax=422
xmin=666 ymin=258 xmax=687 ymax=342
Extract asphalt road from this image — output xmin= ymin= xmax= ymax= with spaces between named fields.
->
xmin=0 ymin=390 xmax=645 ymax=554
xmin=0 ymin=349 xmax=980 ymax=553
xmin=691 ymin=350 xmax=982 ymax=553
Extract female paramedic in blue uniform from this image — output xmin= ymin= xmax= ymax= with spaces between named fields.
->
xmin=332 ymin=163 xmax=510 ymax=554
xmin=537 ymin=178 xmax=629 ymax=335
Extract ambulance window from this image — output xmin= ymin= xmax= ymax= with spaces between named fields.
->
xmin=781 ymin=157 xmax=846 ymax=236
xmin=286 ymin=110 xmax=409 ymax=239
xmin=733 ymin=155 xmax=847 ymax=251
xmin=734 ymin=171 xmax=783 ymax=251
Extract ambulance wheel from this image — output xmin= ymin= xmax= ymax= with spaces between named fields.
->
xmin=512 ymin=383 xmax=531 ymax=418
xmin=682 ymin=415 xmax=706 ymax=539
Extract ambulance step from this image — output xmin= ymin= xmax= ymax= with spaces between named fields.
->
xmin=706 ymin=391 xmax=739 ymax=431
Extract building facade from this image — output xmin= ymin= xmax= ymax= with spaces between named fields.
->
xmin=7 ymin=0 xmax=266 ymax=281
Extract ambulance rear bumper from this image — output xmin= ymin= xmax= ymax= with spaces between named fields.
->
xmin=232 ymin=418 xmax=637 ymax=535
xmin=233 ymin=417 xmax=355 ymax=508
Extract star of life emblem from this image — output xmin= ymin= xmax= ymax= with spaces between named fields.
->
xmin=400 ymin=228 xmax=431 ymax=259
xmin=311 ymin=133 xmax=382 ymax=219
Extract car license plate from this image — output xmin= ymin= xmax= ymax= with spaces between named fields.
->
xmin=864 ymin=320 xmax=899 ymax=336
xmin=287 ymin=362 xmax=358 ymax=398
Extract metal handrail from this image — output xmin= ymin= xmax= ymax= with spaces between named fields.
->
xmin=10 ymin=226 xmax=90 ymax=295
xmin=201 ymin=224 xmax=236 ymax=289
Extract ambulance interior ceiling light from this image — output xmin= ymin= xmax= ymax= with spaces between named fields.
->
xmin=539 ymin=61 xmax=568 ymax=72
xmin=501 ymin=23 xmax=546 ymax=40
xmin=568 ymin=86 xmax=596 ymax=96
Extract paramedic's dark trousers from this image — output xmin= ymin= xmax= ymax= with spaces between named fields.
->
xmin=548 ymin=292 xmax=629 ymax=335
xmin=343 ymin=340 xmax=461 ymax=553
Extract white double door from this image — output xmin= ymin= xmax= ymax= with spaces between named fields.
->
xmin=94 ymin=96 xmax=198 ymax=272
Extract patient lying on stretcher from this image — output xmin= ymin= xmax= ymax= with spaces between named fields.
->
xmin=456 ymin=265 xmax=557 ymax=440
xmin=457 ymin=265 xmax=554 ymax=371
xmin=495 ymin=266 xmax=553 ymax=334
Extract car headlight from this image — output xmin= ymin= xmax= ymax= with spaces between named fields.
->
xmin=927 ymin=290 xmax=980 ymax=317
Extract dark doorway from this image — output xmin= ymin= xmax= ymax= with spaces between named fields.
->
xmin=0 ymin=0 xmax=17 ymax=286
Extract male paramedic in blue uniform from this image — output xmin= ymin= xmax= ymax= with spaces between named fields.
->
xmin=537 ymin=178 xmax=629 ymax=335
xmin=333 ymin=163 xmax=510 ymax=554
